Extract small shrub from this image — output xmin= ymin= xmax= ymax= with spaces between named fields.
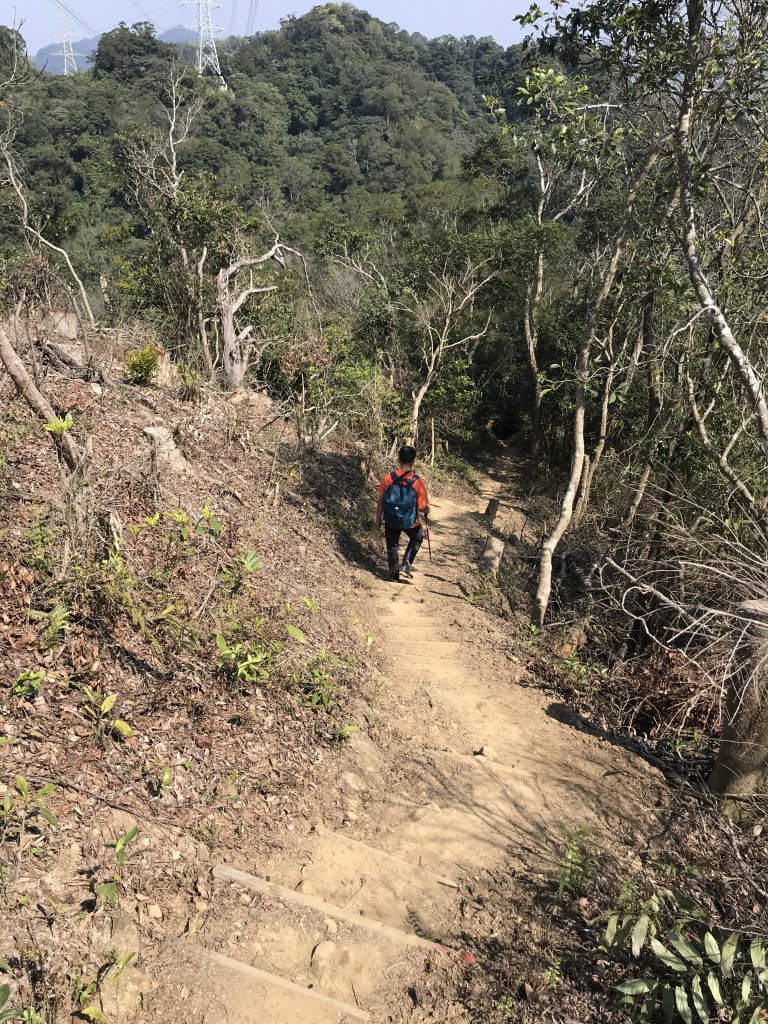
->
xmin=602 ymin=891 xmax=768 ymax=1024
xmin=125 ymin=346 xmax=159 ymax=386
xmin=178 ymin=366 xmax=203 ymax=403
xmin=556 ymin=826 xmax=601 ymax=895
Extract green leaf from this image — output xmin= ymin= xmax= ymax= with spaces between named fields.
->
xmin=117 ymin=827 xmax=139 ymax=849
xmin=604 ymin=913 xmax=619 ymax=945
xmin=651 ymin=937 xmax=687 ymax=972
xmin=215 ymin=633 xmax=229 ymax=655
xmin=742 ymin=970 xmax=753 ymax=1006
xmin=661 ymin=984 xmax=676 ymax=1024
xmin=704 ymin=932 xmax=721 ymax=964
xmin=81 ymin=1007 xmax=107 ymax=1021
xmin=747 ymin=1002 xmax=768 ymax=1024
xmin=112 ymin=720 xmax=133 ymax=738
xmin=100 ymin=693 xmax=117 ymax=714
xmin=14 ymin=776 xmax=29 ymax=798
xmin=721 ymin=932 xmax=739 ymax=979
xmin=632 ymin=915 xmax=651 ymax=957
xmin=39 ymin=806 xmax=57 ymax=828
xmin=750 ymin=938 xmax=766 ymax=972
xmin=36 ymin=783 xmax=56 ymax=797
xmin=0 ymin=961 xmax=11 ymax=973
xmin=286 ymin=624 xmax=307 ymax=644
xmin=691 ymin=975 xmax=709 ymax=1024
xmin=707 ymin=971 xmax=724 ymax=1006
xmin=676 ymin=986 xmax=693 ymax=1024
xmin=96 ymin=881 xmax=119 ymax=908
xmin=0 ymin=1011 xmax=19 ymax=1023
xmin=0 ymin=986 xmax=8 ymax=1010
xmin=616 ymin=979 xmax=657 ymax=995
xmin=667 ymin=931 xmax=704 ymax=967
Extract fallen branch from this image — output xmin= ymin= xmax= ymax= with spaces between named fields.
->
xmin=0 ymin=324 xmax=83 ymax=472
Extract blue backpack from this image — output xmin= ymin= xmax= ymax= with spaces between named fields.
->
xmin=382 ymin=471 xmax=419 ymax=529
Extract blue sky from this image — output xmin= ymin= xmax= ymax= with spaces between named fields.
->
xmin=13 ymin=0 xmax=527 ymax=55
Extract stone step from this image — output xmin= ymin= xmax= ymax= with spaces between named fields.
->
xmin=200 ymin=865 xmax=456 ymax=1010
xmin=213 ymin=865 xmax=455 ymax=953
xmin=284 ymin=831 xmax=458 ymax=939
xmin=172 ymin=940 xmax=369 ymax=1023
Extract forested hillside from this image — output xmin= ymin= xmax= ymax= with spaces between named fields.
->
xmin=4 ymin=0 xmax=768 ymax=1019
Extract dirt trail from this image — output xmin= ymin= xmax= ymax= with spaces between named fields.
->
xmin=155 ymin=452 xmax=658 ymax=1023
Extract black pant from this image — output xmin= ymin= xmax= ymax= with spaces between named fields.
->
xmin=384 ymin=523 xmax=423 ymax=576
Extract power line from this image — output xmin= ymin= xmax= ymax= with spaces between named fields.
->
xmin=245 ymin=0 xmax=259 ymax=36
xmin=54 ymin=0 xmax=98 ymax=38
xmin=228 ymin=0 xmax=238 ymax=37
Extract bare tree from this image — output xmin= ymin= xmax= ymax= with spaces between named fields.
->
xmin=533 ymin=146 xmax=662 ymax=628
xmin=397 ymin=260 xmax=496 ymax=443
xmin=213 ymin=242 xmax=284 ymax=390
xmin=0 ymin=128 xmax=96 ymax=329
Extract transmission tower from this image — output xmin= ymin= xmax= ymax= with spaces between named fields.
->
xmin=56 ymin=1 xmax=78 ymax=76
xmin=186 ymin=0 xmax=226 ymax=86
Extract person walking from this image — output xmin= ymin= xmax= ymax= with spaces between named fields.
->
xmin=375 ymin=445 xmax=430 ymax=581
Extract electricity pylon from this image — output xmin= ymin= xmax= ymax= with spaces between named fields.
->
xmin=57 ymin=1 xmax=78 ymax=76
xmin=186 ymin=0 xmax=226 ymax=86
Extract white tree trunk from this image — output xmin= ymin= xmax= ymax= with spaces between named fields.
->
xmin=676 ymin=105 xmax=768 ymax=462
xmin=532 ymin=148 xmax=661 ymax=628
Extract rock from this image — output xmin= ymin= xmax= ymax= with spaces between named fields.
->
xmin=147 ymin=904 xmax=163 ymax=920
xmin=341 ymin=771 xmax=367 ymax=793
xmin=88 ymin=382 xmax=103 ymax=397
xmin=476 ymin=746 xmax=498 ymax=761
xmin=239 ymin=893 xmax=252 ymax=906
xmin=310 ymin=940 xmax=336 ymax=975
xmin=110 ymin=912 xmax=141 ymax=957
xmin=99 ymin=966 xmax=146 ymax=1019
xmin=41 ymin=308 xmax=80 ymax=342
xmin=142 ymin=425 xmax=190 ymax=475
xmin=324 ymin=917 xmax=338 ymax=935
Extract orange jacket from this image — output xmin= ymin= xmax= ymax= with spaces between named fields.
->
xmin=377 ymin=469 xmax=429 ymax=515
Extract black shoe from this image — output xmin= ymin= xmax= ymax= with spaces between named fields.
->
xmin=389 ymin=570 xmax=400 ymax=581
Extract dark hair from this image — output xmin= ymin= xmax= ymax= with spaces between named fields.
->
xmin=399 ymin=444 xmax=416 ymax=465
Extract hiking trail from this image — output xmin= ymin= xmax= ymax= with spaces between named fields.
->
xmin=153 ymin=450 xmax=658 ymax=1023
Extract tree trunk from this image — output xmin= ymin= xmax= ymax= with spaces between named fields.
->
xmin=532 ymin=147 xmax=661 ymax=627
xmin=623 ymin=457 xmax=654 ymax=528
xmin=710 ymin=600 xmax=768 ymax=810
xmin=0 ymin=325 xmax=82 ymax=472
xmin=676 ymin=90 xmax=768 ymax=462
xmin=574 ymin=357 xmax=617 ymax=524
xmin=219 ymin=300 xmax=246 ymax=390
xmin=409 ymin=378 xmax=430 ymax=446
xmin=525 ymin=250 xmax=545 ymax=463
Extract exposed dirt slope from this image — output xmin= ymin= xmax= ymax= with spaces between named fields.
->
xmin=153 ymin=451 xmax=664 ymax=1023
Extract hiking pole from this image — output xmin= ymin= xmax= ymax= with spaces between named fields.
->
xmin=424 ymin=513 xmax=433 ymax=564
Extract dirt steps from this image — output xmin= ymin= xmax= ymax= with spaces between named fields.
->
xmin=170 ymin=830 xmax=465 ymax=1022
xmin=154 ymin=459 xmax=654 ymax=1023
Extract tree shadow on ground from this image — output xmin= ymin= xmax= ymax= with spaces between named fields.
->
xmin=296 ymin=447 xmax=382 ymax=576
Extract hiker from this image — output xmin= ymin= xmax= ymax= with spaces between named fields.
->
xmin=376 ymin=445 xmax=430 ymax=581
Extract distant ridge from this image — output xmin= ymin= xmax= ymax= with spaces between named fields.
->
xmin=33 ymin=25 xmax=196 ymax=75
